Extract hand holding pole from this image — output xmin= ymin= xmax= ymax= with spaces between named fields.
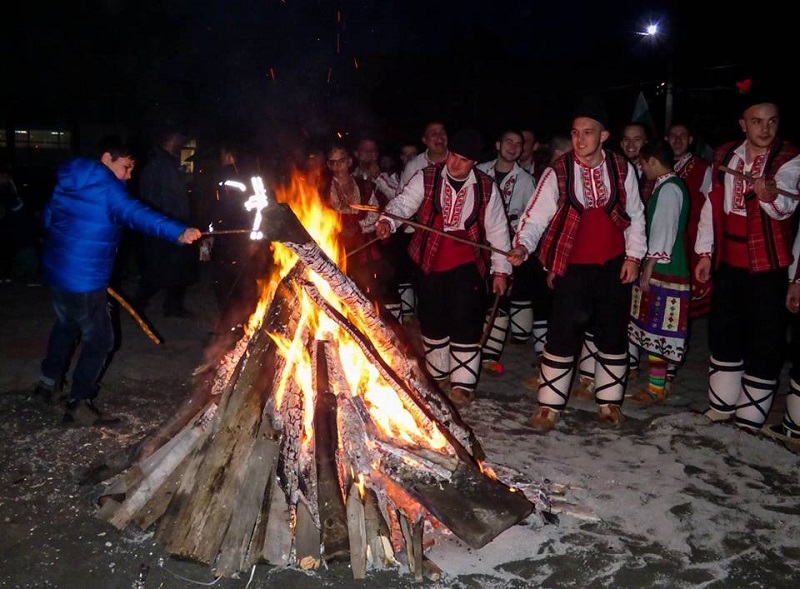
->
xmin=350 ymin=204 xmax=511 ymax=257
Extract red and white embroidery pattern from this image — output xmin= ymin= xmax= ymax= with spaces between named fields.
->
xmin=732 ymin=151 xmax=767 ymax=212
xmin=441 ymin=181 xmax=468 ymax=229
xmin=578 ymin=161 xmax=608 ymax=209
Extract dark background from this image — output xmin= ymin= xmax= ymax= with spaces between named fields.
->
xmin=2 ymin=0 xmax=795 ymax=161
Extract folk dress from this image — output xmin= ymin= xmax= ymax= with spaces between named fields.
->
xmin=628 ymin=173 xmax=691 ymax=363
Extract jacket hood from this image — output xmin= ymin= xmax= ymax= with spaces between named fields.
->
xmin=57 ymin=157 xmax=118 ymax=193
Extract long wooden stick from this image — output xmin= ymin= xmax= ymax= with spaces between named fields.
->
xmin=349 ymin=204 xmax=511 ymax=256
xmin=200 ymin=229 xmax=254 ymax=237
xmin=106 ymin=287 xmax=162 ymax=344
xmin=718 ymin=165 xmax=799 ymax=200
xmin=346 ymin=235 xmax=382 ymax=258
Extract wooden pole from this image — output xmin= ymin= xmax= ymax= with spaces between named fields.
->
xmin=717 ymin=164 xmax=799 ymax=200
xmin=349 ymin=204 xmax=511 ymax=257
xmin=346 ymin=235 xmax=382 ymax=258
xmin=106 ymin=287 xmax=161 ymax=344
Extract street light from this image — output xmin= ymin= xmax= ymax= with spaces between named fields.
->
xmin=640 ymin=20 xmax=674 ymax=133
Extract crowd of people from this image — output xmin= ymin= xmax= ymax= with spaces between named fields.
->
xmin=13 ymin=90 xmax=800 ymax=449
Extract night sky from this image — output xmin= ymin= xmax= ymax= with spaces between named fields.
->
xmin=3 ymin=0 xmax=795 ymax=154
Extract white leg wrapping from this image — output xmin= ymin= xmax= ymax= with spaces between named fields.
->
xmin=398 ymin=282 xmax=416 ymax=319
xmin=782 ymin=379 xmax=800 ymax=437
xmin=628 ymin=341 xmax=640 ymax=370
xmin=537 ymin=352 xmax=575 ymax=410
xmin=532 ymin=320 xmax=548 ymax=355
xmin=578 ymin=333 xmax=597 ymax=381
xmin=422 ymin=336 xmax=449 ymax=382
xmin=450 ymin=342 xmax=481 ymax=392
xmin=384 ymin=302 xmax=402 ymax=323
xmin=595 ymin=352 xmax=628 ymax=405
xmin=509 ymin=300 xmax=533 ymax=342
xmin=735 ymin=374 xmax=777 ymax=431
xmin=708 ymin=356 xmax=744 ymax=414
xmin=482 ymin=310 xmax=509 ymax=361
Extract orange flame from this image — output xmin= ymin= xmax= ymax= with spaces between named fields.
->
xmin=250 ymin=169 xmax=448 ymax=454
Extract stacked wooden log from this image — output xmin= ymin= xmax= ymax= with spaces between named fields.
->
xmin=96 ymin=205 xmax=534 ymax=580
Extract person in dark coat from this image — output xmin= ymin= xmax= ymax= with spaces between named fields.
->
xmin=134 ymin=125 xmax=199 ymax=317
xmin=33 ymin=136 xmax=201 ymax=425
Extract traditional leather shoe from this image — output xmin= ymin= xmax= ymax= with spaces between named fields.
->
xmin=703 ymin=408 xmax=734 ymax=423
xmin=482 ymin=359 xmax=504 ymax=376
xmin=597 ymin=404 xmax=625 ymax=426
xmin=627 ymin=388 xmax=665 ymax=405
xmin=447 ymin=386 xmax=475 ymax=408
xmin=523 ymin=372 xmax=541 ymax=394
xmin=571 ymin=376 xmax=594 ymax=401
xmin=529 ymin=406 xmax=559 ymax=432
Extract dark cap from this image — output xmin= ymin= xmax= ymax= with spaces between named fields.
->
xmin=448 ymin=128 xmax=484 ymax=162
xmin=737 ymin=85 xmax=779 ymax=117
xmin=572 ymin=95 xmax=610 ymax=130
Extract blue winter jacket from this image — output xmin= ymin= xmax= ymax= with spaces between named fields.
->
xmin=42 ymin=157 xmax=188 ymax=292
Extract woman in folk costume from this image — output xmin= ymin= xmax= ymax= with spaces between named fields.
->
xmin=627 ymin=140 xmax=691 ymax=404
xmin=695 ymin=93 xmax=800 ymax=432
xmin=321 ymin=143 xmax=387 ymax=310
xmin=508 ymin=97 xmax=647 ymax=433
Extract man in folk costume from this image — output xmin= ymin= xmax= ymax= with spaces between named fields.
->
xmin=376 ymin=128 xmax=512 ymax=408
xmin=508 ymin=99 xmax=647 ymax=432
xmin=627 ymin=140 xmax=691 ymax=404
xmin=695 ymin=94 xmax=800 ymax=431
xmin=573 ymin=121 xmax=653 ymax=400
xmin=393 ymin=122 xmax=450 ymax=322
xmin=668 ymin=122 xmax=712 ymax=320
xmin=476 ymin=129 xmax=537 ymax=375
xmin=768 ymin=238 xmax=800 ymax=447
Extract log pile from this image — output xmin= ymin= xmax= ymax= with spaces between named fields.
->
xmin=96 ymin=203 xmax=534 ymax=580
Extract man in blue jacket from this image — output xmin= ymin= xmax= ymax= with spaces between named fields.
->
xmin=32 ymin=137 xmax=202 ymax=426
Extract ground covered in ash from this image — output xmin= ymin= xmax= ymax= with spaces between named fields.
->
xmin=2 ymin=277 xmax=800 ymax=589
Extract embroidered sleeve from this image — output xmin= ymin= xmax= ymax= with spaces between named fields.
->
xmin=623 ymin=163 xmax=647 ymax=261
xmin=760 ymin=155 xmax=800 ymax=220
xmin=695 ymin=167 xmax=714 ymax=255
xmin=383 ymin=171 xmax=426 ymax=232
xmin=485 ymin=183 xmax=513 ymax=276
xmin=647 ymin=183 xmax=683 ymax=263
xmin=513 ymin=167 xmax=558 ymax=254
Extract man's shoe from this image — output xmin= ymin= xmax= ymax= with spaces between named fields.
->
xmin=529 ymin=407 xmax=559 ymax=432
xmin=597 ymin=404 xmax=625 ymax=426
xmin=523 ymin=372 xmax=541 ymax=394
xmin=703 ymin=408 xmax=734 ymax=423
xmin=31 ymin=383 xmax=55 ymax=406
xmin=448 ymin=386 xmax=475 ymax=408
xmin=63 ymin=399 xmax=120 ymax=426
xmin=571 ymin=376 xmax=594 ymax=401
xmin=482 ymin=359 xmax=504 ymax=376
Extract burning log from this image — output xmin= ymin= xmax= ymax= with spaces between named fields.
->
xmin=96 ymin=201 xmax=534 ymax=580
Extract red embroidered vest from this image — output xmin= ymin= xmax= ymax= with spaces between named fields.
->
xmin=407 ymin=165 xmax=495 ymax=276
xmin=709 ymin=140 xmax=800 ymax=272
xmin=536 ymin=151 xmax=632 ymax=276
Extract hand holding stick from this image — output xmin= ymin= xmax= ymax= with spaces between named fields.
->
xmin=717 ymin=165 xmax=799 ymax=200
xmin=350 ymin=204 xmax=511 ymax=257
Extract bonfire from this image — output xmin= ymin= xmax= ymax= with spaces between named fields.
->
xmin=94 ymin=171 xmax=535 ymax=580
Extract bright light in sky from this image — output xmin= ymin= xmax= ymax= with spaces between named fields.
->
xmin=646 ymin=23 xmax=659 ymax=36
